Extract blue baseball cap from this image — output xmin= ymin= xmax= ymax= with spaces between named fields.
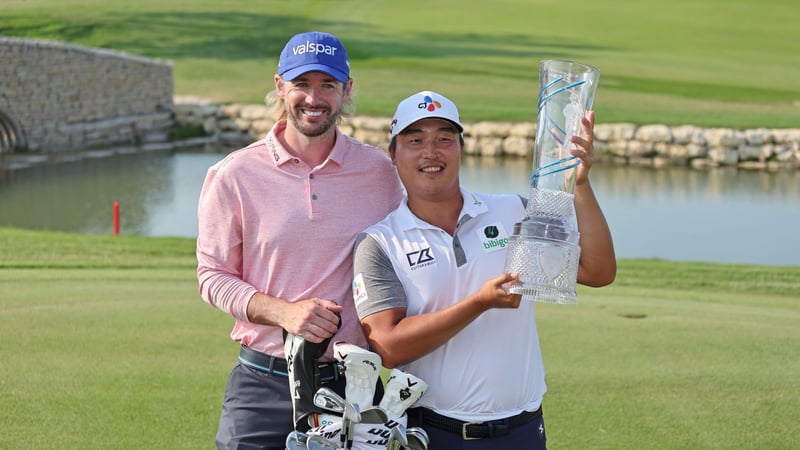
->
xmin=277 ymin=31 xmax=350 ymax=83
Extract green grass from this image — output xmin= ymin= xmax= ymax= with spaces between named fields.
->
xmin=0 ymin=228 xmax=235 ymax=449
xmin=1 ymin=227 xmax=799 ymax=449
xmin=1 ymin=0 xmax=799 ymax=128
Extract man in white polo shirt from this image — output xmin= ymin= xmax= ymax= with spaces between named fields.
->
xmin=352 ymin=90 xmax=616 ymax=448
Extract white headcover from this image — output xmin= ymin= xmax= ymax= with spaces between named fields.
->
xmin=379 ymin=368 xmax=429 ymax=420
xmin=334 ymin=341 xmax=383 ymax=409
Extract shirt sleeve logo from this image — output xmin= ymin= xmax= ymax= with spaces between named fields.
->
xmin=353 ymin=273 xmax=368 ymax=304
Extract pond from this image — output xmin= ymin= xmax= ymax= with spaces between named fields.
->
xmin=1 ymin=149 xmax=798 ymax=266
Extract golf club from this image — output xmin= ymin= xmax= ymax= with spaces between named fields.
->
xmin=307 ymin=434 xmax=339 ymax=450
xmin=358 ymin=406 xmax=388 ymax=425
xmin=386 ymin=424 xmax=407 ymax=450
xmin=285 ymin=431 xmax=309 ymax=450
xmin=341 ymin=402 xmax=361 ymax=450
xmin=313 ymin=387 xmax=346 ymax=414
xmin=406 ymin=427 xmax=429 ymax=450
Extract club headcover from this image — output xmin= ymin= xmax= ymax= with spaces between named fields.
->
xmin=333 ymin=341 xmax=383 ymax=409
xmin=379 ymin=368 xmax=428 ymax=420
xmin=283 ymin=314 xmax=341 ymax=430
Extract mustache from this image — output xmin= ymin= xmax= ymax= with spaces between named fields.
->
xmin=298 ymin=103 xmax=330 ymax=112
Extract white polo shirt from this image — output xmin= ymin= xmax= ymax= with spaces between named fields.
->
xmin=353 ymin=187 xmax=546 ymax=422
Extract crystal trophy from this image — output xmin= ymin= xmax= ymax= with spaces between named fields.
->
xmin=504 ymin=60 xmax=600 ymax=304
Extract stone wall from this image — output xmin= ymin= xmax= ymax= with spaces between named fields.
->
xmin=174 ymin=98 xmax=800 ymax=170
xmin=0 ymin=37 xmax=173 ymax=152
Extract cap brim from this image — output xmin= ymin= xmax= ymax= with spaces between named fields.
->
xmin=391 ymin=117 xmax=463 ymax=139
xmin=280 ymin=64 xmax=349 ymax=83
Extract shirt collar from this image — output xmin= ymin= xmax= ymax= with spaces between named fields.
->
xmin=265 ymin=120 xmax=347 ymax=168
xmin=397 ymin=186 xmax=489 ymax=232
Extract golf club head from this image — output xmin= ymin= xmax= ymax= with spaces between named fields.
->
xmin=406 ymin=427 xmax=430 ymax=450
xmin=313 ymin=387 xmax=346 ymax=414
xmin=387 ymin=423 xmax=408 ymax=450
xmin=307 ymin=434 xmax=339 ymax=450
xmin=341 ymin=402 xmax=361 ymax=449
xmin=344 ymin=402 xmax=362 ymax=425
xmin=285 ymin=430 xmax=309 ymax=450
xmin=358 ymin=406 xmax=388 ymax=425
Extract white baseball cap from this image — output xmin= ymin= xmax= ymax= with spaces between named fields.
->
xmin=389 ymin=90 xmax=463 ymax=139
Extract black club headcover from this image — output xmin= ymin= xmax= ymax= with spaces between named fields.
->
xmin=283 ymin=314 xmax=341 ymax=430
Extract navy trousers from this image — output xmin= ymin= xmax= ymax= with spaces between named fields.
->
xmin=407 ymin=409 xmax=547 ymax=449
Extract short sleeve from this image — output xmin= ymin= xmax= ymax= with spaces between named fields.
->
xmin=352 ymin=233 xmax=407 ymax=320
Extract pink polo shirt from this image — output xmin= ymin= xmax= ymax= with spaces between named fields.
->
xmin=196 ymin=120 xmax=403 ymax=361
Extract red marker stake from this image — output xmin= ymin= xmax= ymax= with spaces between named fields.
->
xmin=113 ymin=201 xmax=120 ymax=236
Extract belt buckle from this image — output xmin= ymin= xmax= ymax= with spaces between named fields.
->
xmin=462 ymin=421 xmax=483 ymax=440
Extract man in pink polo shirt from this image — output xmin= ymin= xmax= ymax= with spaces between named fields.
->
xmin=196 ymin=31 xmax=403 ymax=449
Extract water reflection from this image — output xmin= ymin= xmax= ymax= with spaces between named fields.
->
xmin=462 ymin=155 xmax=800 ymax=201
xmin=442 ymin=156 xmax=800 ymax=266
xmin=0 ymin=151 xmax=179 ymax=235
xmin=1 ymin=150 xmax=798 ymax=266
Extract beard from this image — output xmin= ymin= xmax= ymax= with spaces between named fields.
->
xmin=287 ymin=103 xmax=341 ymax=138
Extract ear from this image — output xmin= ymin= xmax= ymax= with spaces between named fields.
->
xmin=274 ymin=74 xmax=286 ymax=97
xmin=342 ymin=78 xmax=353 ymax=100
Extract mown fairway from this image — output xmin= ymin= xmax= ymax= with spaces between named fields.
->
xmin=0 ymin=228 xmax=798 ymax=449
xmin=2 ymin=1 xmax=799 ymax=448
xmin=1 ymin=0 xmax=799 ymax=128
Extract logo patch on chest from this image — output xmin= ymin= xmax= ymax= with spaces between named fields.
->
xmin=478 ymin=222 xmax=509 ymax=253
xmin=406 ymin=247 xmax=436 ymax=270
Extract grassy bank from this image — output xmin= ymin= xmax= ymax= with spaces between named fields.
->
xmin=2 ymin=0 xmax=799 ymax=128
xmin=0 ymin=227 xmax=798 ymax=449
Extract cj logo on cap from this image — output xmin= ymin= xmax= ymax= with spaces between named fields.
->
xmin=417 ymin=95 xmax=442 ymax=112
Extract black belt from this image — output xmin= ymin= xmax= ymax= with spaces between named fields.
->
xmin=238 ymin=345 xmax=340 ymax=382
xmin=413 ymin=406 xmax=542 ymax=440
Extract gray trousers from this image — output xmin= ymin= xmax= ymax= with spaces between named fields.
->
xmin=215 ymin=362 xmax=348 ymax=450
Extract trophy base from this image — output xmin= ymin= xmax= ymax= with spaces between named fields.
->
xmin=504 ymin=233 xmax=581 ymax=306
xmin=508 ymin=284 xmax=578 ymax=305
